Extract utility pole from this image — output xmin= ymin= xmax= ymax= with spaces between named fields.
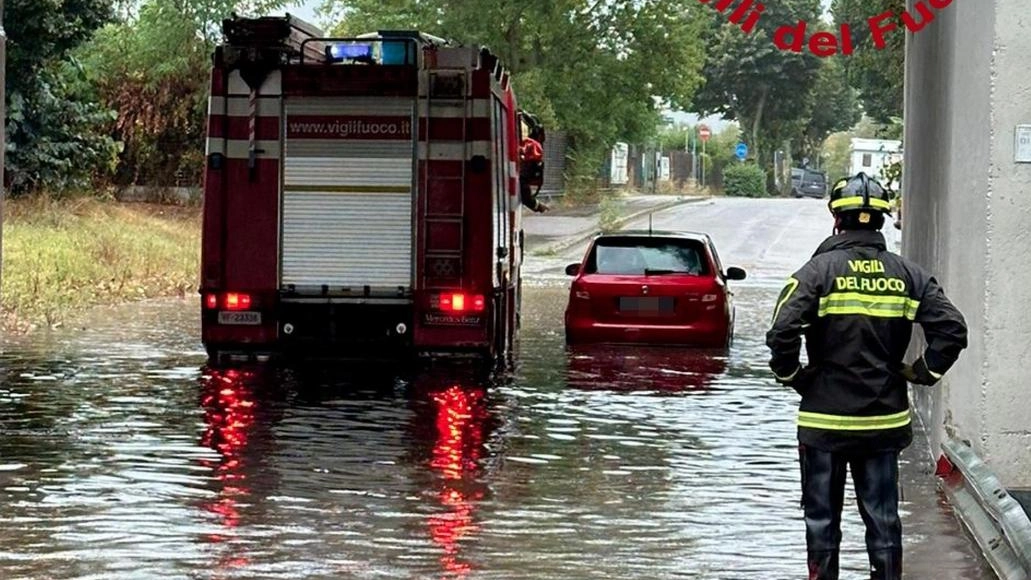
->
xmin=1 ymin=0 xmax=6 ymax=302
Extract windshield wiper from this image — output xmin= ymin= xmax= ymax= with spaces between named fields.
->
xmin=644 ymin=269 xmax=692 ymax=276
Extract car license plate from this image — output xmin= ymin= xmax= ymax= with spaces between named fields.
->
xmin=619 ymin=297 xmax=675 ymax=315
xmin=218 ymin=311 xmax=262 ymax=325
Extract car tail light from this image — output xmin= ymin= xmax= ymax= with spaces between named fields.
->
xmin=224 ymin=293 xmax=252 ymax=311
xmin=435 ymin=292 xmax=486 ymax=313
xmin=204 ymin=294 xmax=219 ymax=310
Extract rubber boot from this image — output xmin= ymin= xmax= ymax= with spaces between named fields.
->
xmin=851 ymin=451 xmax=903 ymax=580
xmin=800 ymin=446 xmax=848 ymax=580
xmin=807 ymin=550 xmax=840 ymax=580
xmin=868 ymin=548 xmax=902 ymax=580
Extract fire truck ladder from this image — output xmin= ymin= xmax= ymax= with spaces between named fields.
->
xmin=421 ymin=69 xmax=469 ymax=290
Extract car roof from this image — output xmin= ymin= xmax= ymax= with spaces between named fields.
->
xmin=595 ymin=230 xmax=711 ymax=243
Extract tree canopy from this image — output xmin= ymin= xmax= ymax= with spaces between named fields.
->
xmin=321 ymin=0 xmax=710 ymax=174
xmin=693 ymin=0 xmax=823 ymax=167
xmin=4 ymin=0 xmax=117 ymax=194
xmin=831 ymin=0 xmax=904 ymax=123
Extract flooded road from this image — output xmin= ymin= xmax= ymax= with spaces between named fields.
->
xmin=0 ymin=199 xmax=993 ymax=579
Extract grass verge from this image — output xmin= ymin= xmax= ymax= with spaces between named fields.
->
xmin=1 ymin=197 xmax=200 ymax=333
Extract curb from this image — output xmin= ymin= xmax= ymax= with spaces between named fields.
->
xmin=938 ymin=439 xmax=1031 ymax=579
xmin=529 ymin=196 xmax=712 ymax=256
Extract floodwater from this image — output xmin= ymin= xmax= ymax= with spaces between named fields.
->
xmin=0 ymin=282 xmax=994 ymax=579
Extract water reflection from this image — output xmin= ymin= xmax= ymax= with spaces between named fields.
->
xmin=198 ymin=368 xmax=265 ymax=572
xmin=566 ymin=345 xmax=728 ymax=393
xmin=410 ymin=374 xmax=493 ymax=578
xmin=192 ymin=363 xmax=501 ymax=580
xmin=0 ymin=286 xmax=995 ymax=580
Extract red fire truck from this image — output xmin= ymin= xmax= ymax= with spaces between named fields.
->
xmin=200 ymin=15 xmax=534 ymax=364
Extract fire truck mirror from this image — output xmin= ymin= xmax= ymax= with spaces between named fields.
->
xmin=208 ymin=153 xmax=225 ymax=171
xmin=470 ymin=155 xmax=488 ymax=174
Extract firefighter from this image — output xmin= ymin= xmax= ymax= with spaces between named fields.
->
xmin=767 ymin=173 xmax=968 ymax=580
xmin=519 ymin=113 xmax=549 ymax=213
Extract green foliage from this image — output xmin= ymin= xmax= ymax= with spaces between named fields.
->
xmin=77 ymin=0 xmax=288 ymax=186
xmin=821 ymin=131 xmax=852 ymax=183
xmin=693 ymin=0 xmax=823 ymax=166
xmin=798 ymin=56 xmax=860 ymax=162
xmin=4 ymin=0 xmax=119 ymax=195
xmin=706 ymin=125 xmax=743 ymax=171
xmin=322 ymin=0 xmax=710 ymax=177
xmin=882 ymin=154 xmax=902 ymax=194
xmin=832 ymin=0 xmax=905 ymax=123
xmin=722 ymin=163 xmax=767 ymax=198
xmin=1 ymin=198 xmax=200 ymax=331
xmin=597 ymin=194 xmax=623 ymax=234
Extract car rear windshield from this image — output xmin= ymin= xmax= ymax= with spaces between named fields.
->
xmin=805 ymin=171 xmax=826 ymax=184
xmin=585 ymin=237 xmax=710 ymax=276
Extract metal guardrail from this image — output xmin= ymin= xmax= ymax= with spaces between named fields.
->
xmin=940 ymin=439 xmax=1031 ymax=579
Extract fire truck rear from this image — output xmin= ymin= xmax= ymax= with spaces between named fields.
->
xmin=200 ymin=16 xmax=529 ymax=364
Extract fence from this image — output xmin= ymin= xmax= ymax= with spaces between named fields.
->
xmin=602 ymin=146 xmax=726 ymax=192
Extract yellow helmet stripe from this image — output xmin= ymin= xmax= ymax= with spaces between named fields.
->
xmin=830 ymin=196 xmax=892 ymax=211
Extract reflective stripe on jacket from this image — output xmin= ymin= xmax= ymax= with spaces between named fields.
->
xmin=767 ymin=229 xmax=968 ymax=452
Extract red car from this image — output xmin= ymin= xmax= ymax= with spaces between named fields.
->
xmin=564 ymin=231 xmax=746 ymax=348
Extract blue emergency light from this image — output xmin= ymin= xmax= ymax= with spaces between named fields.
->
xmin=327 ymin=43 xmax=374 ymax=62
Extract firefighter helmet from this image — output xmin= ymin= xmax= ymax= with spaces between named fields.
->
xmin=829 ymin=173 xmax=892 ymax=215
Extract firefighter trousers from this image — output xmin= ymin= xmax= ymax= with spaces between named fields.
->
xmin=799 ymin=445 xmax=903 ymax=580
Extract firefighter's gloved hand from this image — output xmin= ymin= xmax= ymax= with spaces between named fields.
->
xmin=775 ymin=365 xmax=815 ymax=395
xmin=534 ymin=201 xmax=550 ymax=213
xmin=901 ymin=358 xmax=941 ymax=385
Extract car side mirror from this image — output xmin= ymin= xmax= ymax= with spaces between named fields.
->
xmin=565 ymin=263 xmax=581 ymax=276
xmin=725 ymin=267 xmax=747 ymax=281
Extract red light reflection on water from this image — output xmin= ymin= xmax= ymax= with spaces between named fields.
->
xmin=426 ymin=385 xmax=488 ymax=578
xmin=199 ymin=369 xmax=257 ymax=567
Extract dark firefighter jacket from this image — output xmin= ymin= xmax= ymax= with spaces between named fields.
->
xmin=767 ymin=229 xmax=968 ymax=452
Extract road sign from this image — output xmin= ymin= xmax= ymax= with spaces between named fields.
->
xmin=698 ymin=124 xmax=711 ymax=142
xmin=735 ymin=142 xmax=748 ymax=161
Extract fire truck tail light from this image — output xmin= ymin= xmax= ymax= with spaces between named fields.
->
xmin=435 ymin=293 xmax=486 ymax=313
xmin=224 ymin=293 xmax=252 ymax=311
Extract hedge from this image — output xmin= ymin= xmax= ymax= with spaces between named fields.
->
xmin=722 ymin=163 xmax=768 ymax=197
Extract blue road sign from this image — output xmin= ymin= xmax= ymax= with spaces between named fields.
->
xmin=735 ymin=143 xmax=748 ymax=161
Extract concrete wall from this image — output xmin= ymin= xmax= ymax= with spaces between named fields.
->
xmin=904 ymin=0 xmax=1031 ymax=487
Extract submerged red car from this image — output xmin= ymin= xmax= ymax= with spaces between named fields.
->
xmin=564 ymin=231 xmax=746 ymax=348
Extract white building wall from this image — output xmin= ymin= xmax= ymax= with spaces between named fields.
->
xmin=904 ymin=0 xmax=1031 ymax=487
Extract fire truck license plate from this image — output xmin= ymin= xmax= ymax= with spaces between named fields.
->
xmin=218 ymin=311 xmax=262 ymax=325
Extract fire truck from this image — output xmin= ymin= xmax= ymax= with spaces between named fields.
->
xmin=200 ymin=15 xmax=535 ymax=364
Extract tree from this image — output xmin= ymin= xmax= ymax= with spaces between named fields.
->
xmin=78 ymin=0 xmax=287 ymax=186
xmin=821 ymin=131 xmax=852 ymax=183
xmin=321 ymin=0 xmax=709 ymax=179
xmin=831 ymin=0 xmax=905 ymax=123
xmin=4 ymin=0 xmax=119 ymax=194
xmin=797 ymin=56 xmax=861 ymax=163
xmin=693 ymin=0 xmax=823 ymax=167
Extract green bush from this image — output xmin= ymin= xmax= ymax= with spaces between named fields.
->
xmin=723 ymin=163 xmax=767 ymax=197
